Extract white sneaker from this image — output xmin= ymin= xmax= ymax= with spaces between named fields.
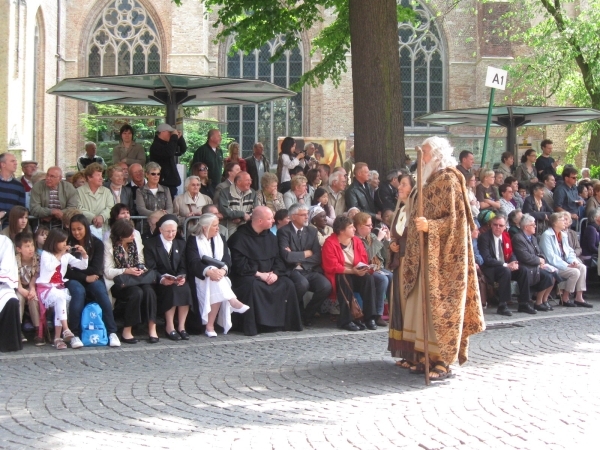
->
xmin=70 ymin=336 xmax=84 ymax=349
xmin=109 ymin=333 xmax=121 ymax=347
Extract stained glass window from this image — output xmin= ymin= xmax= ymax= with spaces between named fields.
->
xmin=226 ymin=37 xmax=303 ymax=162
xmin=398 ymin=0 xmax=445 ymax=128
xmin=87 ymin=0 xmax=161 ymax=76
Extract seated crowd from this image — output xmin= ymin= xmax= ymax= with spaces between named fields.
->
xmin=0 ymin=133 xmax=599 ymax=353
xmin=460 ymin=140 xmax=599 ymax=316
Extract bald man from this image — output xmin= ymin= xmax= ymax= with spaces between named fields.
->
xmin=227 ymin=206 xmax=303 ymax=336
xmin=30 ymin=167 xmax=79 ymax=227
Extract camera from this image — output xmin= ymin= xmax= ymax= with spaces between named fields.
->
xmin=136 ymin=264 xmax=147 ymax=271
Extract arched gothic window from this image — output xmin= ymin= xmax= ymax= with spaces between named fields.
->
xmin=226 ymin=37 xmax=303 ymax=161
xmin=398 ymin=0 xmax=445 ymax=128
xmin=88 ymin=0 xmax=161 ymax=76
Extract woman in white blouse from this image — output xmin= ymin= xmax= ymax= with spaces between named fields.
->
xmin=277 ymin=137 xmax=304 ymax=193
xmin=185 ymin=214 xmax=249 ymax=337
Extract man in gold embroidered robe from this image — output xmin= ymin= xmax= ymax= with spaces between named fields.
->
xmin=400 ymin=136 xmax=485 ymax=377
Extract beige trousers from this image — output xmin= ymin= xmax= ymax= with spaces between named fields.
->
xmin=16 ymin=291 xmax=40 ymax=327
xmin=558 ymin=261 xmax=587 ymax=293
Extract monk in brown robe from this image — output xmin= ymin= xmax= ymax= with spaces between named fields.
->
xmin=400 ymin=136 xmax=485 ymax=380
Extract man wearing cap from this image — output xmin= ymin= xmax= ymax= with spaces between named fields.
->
xmin=30 ymin=166 xmax=78 ymax=228
xmin=77 ymin=142 xmax=106 ymax=171
xmin=0 ymin=153 xmax=26 ymax=228
xmin=192 ymin=129 xmax=224 ymax=189
xmin=20 ymin=161 xmax=38 ymax=192
xmin=20 ymin=160 xmax=38 ymax=209
xmin=148 ymin=123 xmax=186 ymax=199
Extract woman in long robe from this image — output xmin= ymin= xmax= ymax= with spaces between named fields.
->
xmin=0 ymin=235 xmax=22 ymax=352
xmin=387 ymin=173 xmax=415 ymax=365
xmin=185 ymin=213 xmax=249 ymax=337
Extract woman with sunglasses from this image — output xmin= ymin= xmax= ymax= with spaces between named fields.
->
xmin=191 ymin=162 xmax=215 ymax=199
xmin=135 ymin=162 xmax=173 ymax=218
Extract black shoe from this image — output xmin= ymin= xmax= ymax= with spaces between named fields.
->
xmin=517 ymin=303 xmax=537 ymax=314
xmin=560 ymin=300 xmax=576 ymax=307
xmin=342 ymin=322 xmax=360 ymax=331
xmin=574 ymin=301 xmax=593 ymax=308
xmin=365 ymin=319 xmax=377 ymax=330
xmin=302 ymin=319 xmax=314 ymax=327
xmin=496 ymin=306 xmax=512 ymax=316
xmin=167 ymin=330 xmax=181 ymax=341
xmin=543 ymin=302 xmax=554 ymax=311
xmin=178 ymin=330 xmax=190 ymax=340
xmin=353 ymin=320 xmax=366 ymax=330
xmin=534 ymin=303 xmax=549 ymax=312
xmin=148 ymin=336 xmax=159 ymax=344
xmin=121 ymin=336 xmax=138 ymax=344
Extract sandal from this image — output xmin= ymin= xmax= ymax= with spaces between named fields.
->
xmin=429 ymin=363 xmax=454 ymax=381
xmin=395 ymin=359 xmax=412 ymax=369
xmin=409 ymin=363 xmax=425 ymax=374
xmin=53 ymin=338 xmax=67 ymax=350
xmin=62 ymin=329 xmax=74 ymax=343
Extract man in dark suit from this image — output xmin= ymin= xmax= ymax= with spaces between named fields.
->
xmin=278 ymin=203 xmax=332 ymax=326
xmin=478 ymin=214 xmax=536 ymax=316
xmin=245 ymin=142 xmax=270 ymax=191
xmin=511 ymin=214 xmax=556 ymax=311
xmin=345 ymin=162 xmax=380 ymax=223
xmin=374 ymin=169 xmax=400 ymax=214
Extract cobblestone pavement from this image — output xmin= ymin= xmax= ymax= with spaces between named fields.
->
xmin=1 ymin=307 xmax=600 ymax=449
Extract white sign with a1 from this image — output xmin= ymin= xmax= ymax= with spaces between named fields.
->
xmin=485 ymin=66 xmax=508 ymax=90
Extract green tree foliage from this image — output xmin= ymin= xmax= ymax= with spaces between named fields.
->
xmin=496 ymin=0 xmax=600 ymax=164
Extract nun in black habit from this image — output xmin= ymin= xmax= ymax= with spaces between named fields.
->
xmin=143 ymin=214 xmax=193 ymax=341
xmin=227 ymin=206 xmax=303 ymax=336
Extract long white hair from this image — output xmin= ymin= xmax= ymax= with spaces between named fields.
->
xmin=420 ymin=136 xmax=458 ymax=185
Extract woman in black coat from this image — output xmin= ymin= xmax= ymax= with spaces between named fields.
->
xmin=143 ymin=214 xmax=193 ymax=341
xmin=522 ymin=182 xmax=553 ymax=236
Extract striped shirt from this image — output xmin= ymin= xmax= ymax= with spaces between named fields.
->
xmin=0 ymin=178 xmax=26 ymax=228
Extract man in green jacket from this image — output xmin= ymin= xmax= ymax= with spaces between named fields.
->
xmin=29 ymin=167 xmax=79 ymax=228
xmin=191 ymin=129 xmax=223 ymax=188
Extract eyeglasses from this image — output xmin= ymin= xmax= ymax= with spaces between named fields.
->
xmin=568 ymin=176 xmax=578 ymax=179
xmin=148 ymin=172 xmax=161 ymax=176
xmin=364 ymin=224 xmax=373 ymax=227
xmin=198 ymin=167 xmax=208 ymax=171
xmin=491 ymin=223 xmax=506 ymax=228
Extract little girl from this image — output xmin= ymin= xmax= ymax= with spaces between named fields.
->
xmin=36 ymin=229 xmax=88 ymax=350
xmin=34 ymin=226 xmax=49 ymax=256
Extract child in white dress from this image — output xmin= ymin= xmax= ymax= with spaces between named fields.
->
xmin=36 ymin=229 xmax=88 ymax=349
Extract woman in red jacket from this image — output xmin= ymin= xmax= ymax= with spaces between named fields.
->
xmin=322 ymin=215 xmax=377 ymax=331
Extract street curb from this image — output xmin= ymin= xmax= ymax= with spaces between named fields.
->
xmin=2 ymin=309 xmax=600 ymax=361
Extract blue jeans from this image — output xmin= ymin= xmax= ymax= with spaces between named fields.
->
xmin=372 ymin=269 xmax=393 ymax=315
xmin=66 ymin=280 xmax=118 ymax=335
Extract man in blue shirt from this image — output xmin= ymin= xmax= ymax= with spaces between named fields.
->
xmin=554 ymin=167 xmax=583 ymax=223
xmin=0 ymin=153 xmax=26 ymax=229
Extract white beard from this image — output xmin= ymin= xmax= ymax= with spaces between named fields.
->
xmin=419 ymin=160 xmax=440 ymax=187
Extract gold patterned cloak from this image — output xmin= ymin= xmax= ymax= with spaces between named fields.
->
xmin=402 ymin=167 xmax=485 ymax=365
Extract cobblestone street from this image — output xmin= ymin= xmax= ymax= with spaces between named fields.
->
xmin=1 ymin=308 xmax=600 ymax=449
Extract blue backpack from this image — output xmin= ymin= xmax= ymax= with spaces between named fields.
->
xmin=80 ymin=303 xmax=108 ymax=346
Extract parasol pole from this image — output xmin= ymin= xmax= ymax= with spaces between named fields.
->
xmin=416 ymin=146 xmax=430 ymax=386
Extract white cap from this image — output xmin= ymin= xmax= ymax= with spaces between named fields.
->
xmin=157 ymin=123 xmax=175 ymax=133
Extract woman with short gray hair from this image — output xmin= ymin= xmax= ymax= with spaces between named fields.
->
xmin=539 ymin=213 xmax=591 ymax=307
xmin=135 ymin=162 xmax=173 ymax=217
xmin=173 ymin=176 xmax=213 ymax=227
xmin=185 ymin=213 xmax=249 ymax=337
xmin=255 ymin=172 xmax=285 ymax=214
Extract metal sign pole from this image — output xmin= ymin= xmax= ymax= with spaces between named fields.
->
xmin=481 ymin=87 xmax=496 ymax=167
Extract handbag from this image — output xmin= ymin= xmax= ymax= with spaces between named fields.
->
xmin=340 ymin=274 xmax=364 ymax=320
xmin=113 ymin=269 xmax=159 ymax=288
xmin=201 ymin=255 xmax=226 ymax=269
